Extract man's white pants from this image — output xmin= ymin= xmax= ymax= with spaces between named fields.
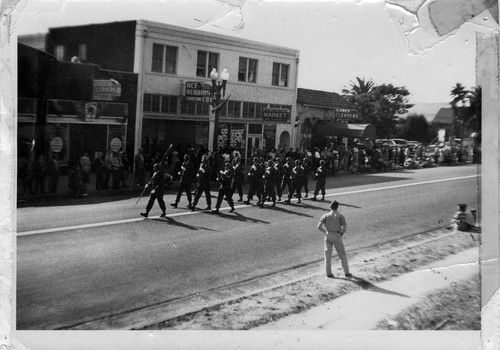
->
xmin=324 ymin=232 xmax=350 ymax=276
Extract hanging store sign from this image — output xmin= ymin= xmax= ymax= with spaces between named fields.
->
xmin=334 ymin=108 xmax=361 ymax=123
xmin=92 ymin=79 xmax=122 ymax=101
xmin=50 ymin=137 xmax=63 ymax=153
xmin=110 ymin=137 xmax=122 ymax=152
xmin=263 ymin=108 xmax=290 ymax=122
xmin=185 ymin=82 xmax=212 ymax=103
xmin=47 ymin=100 xmax=128 ymax=122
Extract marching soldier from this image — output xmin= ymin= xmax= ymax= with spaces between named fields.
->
xmin=140 ymin=162 xmax=167 ymax=218
xmin=280 ymin=157 xmax=293 ymax=199
xmin=285 ymin=159 xmax=304 ymax=203
xmin=231 ymin=157 xmax=245 ymax=202
xmin=213 ymin=162 xmax=236 ymax=214
xmin=312 ymin=159 xmax=328 ymax=201
xmin=262 ymin=160 xmax=277 ymax=208
xmin=171 ymin=154 xmax=194 ymax=208
xmin=244 ymin=157 xmax=262 ymax=205
xmin=190 ymin=155 xmax=212 ymax=211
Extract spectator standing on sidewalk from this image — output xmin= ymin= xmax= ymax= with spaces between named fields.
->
xmin=93 ymin=151 xmax=104 ymax=191
xmin=47 ymin=153 xmax=60 ymax=193
xmin=111 ymin=152 xmax=123 ymax=190
xmin=316 ymin=200 xmax=352 ymax=278
xmin=79 ymin=152 xmax=91 ymax=195
xmin=120 ymin=152 xmax=130 ymax=188
xmin=134 ymin=148 xmax=146 ymax=187
xmin=33 ymin=154 xmax=47 ymax=194
xmin=103 ymin=150 xmax=113 ymax=189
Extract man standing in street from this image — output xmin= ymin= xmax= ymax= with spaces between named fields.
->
xmin=171 ymin=154 xmax=194 ymax=208
xmin=316 ymin=200 xmax=352 ymax=278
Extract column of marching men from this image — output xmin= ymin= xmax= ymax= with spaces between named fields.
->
xmin=139 ymin=151 xmax=330 ymax=217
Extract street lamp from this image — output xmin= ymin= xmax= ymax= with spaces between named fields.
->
xmin=210 ymin=67 xmax=229 ymax=156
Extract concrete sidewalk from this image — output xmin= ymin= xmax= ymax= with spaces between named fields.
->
xmin=255 ymin=247 xmax=479 ymax=330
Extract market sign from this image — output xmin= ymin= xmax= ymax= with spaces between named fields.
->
xmin=93 ymin=79 xmax=122 ymax=101
xmin=263 ymin=108 xmax=290 ymax=122
xmin=185 ymin=82 xmax=212 ymax=103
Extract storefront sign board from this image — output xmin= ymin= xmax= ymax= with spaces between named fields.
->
xmin=263 ymin=108 xmax=290 ymax=122
xmin=185 ymin=82 xmax=212 ymax=103
xmin=93 ymin=79 xmax=122 ymax=101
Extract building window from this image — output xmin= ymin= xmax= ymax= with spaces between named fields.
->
xmin=196 ymin=51 xmax=219 ymax=77
xmin=181 ymin=100 xmax=210 ymax=115
xmin=272 ymin=62 xmax=290 ymax=87
xmin=144 ymin=94 xmax=177 ymax=114
xmin=78 ymin=44 xmax=87 ymax=61
xmin=151 ymin=43 xmax=178 ymax=74
xmin=242 ymin=102 xmax=256 ymax=118
xmin=227 ymin=101 xmax=241 ymax=118
xmin=238 ymin=57 xmax=258 ymax=83
xmin=55 ymin=45 xmax=65 ymax=61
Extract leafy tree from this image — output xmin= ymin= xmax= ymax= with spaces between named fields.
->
xmin=402 ymin=114 xmax=435 ymax=143
xmin=450 ymin=83 xmax=481 ymax=141
xmin=342 ymin=77 xmax=413 ymax=138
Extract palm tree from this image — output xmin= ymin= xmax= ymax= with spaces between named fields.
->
xmin=450 ymin=83 xmax=471 ymax=139
xmin=342 ymin=77 xmax=374 ymax=96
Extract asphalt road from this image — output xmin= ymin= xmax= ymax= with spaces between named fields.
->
xmin=16 ymin=165 xmax=480 ymax=329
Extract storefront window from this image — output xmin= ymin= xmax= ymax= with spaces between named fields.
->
xmin=263 ymin=124 xmax=276 ymax=152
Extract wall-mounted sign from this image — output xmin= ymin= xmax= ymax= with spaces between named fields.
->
xmin=50 ymin=137 xmax=63 ymax=153
xmin=335 ymin=108 xmax=361 ymax=123
xmin=110 ymin=137 xmax=122 ymax=152
xmin=263 ymin=108 xmax=290 ymax=122
xmin=93 ymin=79 xmax=122 ymax=101
xmin=185 ymin=82 xmax=212 ymax=103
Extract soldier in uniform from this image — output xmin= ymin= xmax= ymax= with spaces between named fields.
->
xmin=190 ymin=155 xmax=212 ymax=211
xmin=285 ymin=159 xmax=304 ymax=203
xmin=280 ymin=157 xmax=293 ymax=199
xmin=312 ymin=159 xmax=328 ymax=201
xmin=262 ymin=160 xmax=277 ymax=208
xmin=231 ymin=157 xmax=245 ymax=202
xmin=140 ymin=162 xmax=167 ymax=218
xmin=213 ymin=162 xmax=236 ymax=214
xmin=171 ymin=154 xmax=194 ymax=208
xmin=244 ymin=157 xmax=262 ymax=205
xmin=274 ymin=158 xmax=284 ymax=201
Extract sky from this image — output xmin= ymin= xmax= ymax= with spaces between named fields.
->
xmin=10 ymin=0 xmax=498 ymax=104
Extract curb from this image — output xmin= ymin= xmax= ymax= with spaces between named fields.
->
xmin=66 ymin=227 xmax=469 ymax=330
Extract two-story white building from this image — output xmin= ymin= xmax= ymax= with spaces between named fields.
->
xmin=44 ymin=20 xmax=300 ymax=162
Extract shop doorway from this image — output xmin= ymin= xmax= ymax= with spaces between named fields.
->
xmin=279 ymin=131 xmax=290 ymax=150
xmin=246 ymin=135 xmax=262 ymax=159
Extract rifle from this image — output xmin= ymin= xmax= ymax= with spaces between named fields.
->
xmin=135 ymin=144 xmax=173 ymax=205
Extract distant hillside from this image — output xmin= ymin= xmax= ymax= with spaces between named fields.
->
xmin=400 ymin=102 xmax=450 ymax=122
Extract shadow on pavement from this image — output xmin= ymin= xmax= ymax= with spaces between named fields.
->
xmin=215 ymin=211 xmax=270 ymax=224
xmin=151 ymin=216 xmax=217 ymax=232
xmin=342 ymin=276 xmax=411 ymax=298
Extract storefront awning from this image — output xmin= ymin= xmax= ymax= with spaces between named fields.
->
xmin=315 ymin=121 xmax=376 ymax=139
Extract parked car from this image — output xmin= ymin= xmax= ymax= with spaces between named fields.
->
xmin=391 ymin=138 xmax=409 ymax=147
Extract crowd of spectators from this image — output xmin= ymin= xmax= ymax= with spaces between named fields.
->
xmin=18 ymin=138 xmax=481 ymax=198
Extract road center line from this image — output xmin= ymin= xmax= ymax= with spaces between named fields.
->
xmin=18 ymin=175 xmax=478 ymax=237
